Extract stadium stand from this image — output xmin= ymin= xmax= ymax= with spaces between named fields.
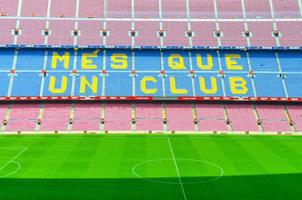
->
xmin=0 ymin=0 xmax=301 ymax=48
xmin=0 ymin=0 xmax=302 ymax=134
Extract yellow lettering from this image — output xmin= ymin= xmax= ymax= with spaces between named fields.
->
xmin=225 ymin=54 xmax=243 ymax=70
xmin=141 ymin=77 xmax=157 ymax=94
xmin=229 ymin=77 xmax=248 ymax=94
xmin=80 ymin=76 xmax=98 ymax=94
xmin=111 ymin=53 xmax=128 ymax=69
xmin=49 ymin=76 xmax=68 ymax=94
xmin=196 ymin=54 xmax=213 ymax=70
xmin=168 ymin=54 xmax=185 ymax=70
xmin=51 ymin=52 xmax=70 ymax=69
xmin=81 ymin=50 xmax=100 ymax=69
xmin=170 ymin=77 xmax=188 ymax=94
xmin=199 ymin=76 xmax=218 ymax=94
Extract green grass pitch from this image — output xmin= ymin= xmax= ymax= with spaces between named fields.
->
xmin=0 ymin=134 xmax=302 ymax=200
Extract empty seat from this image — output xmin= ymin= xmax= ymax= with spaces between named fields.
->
xmin=277 ymin=22 xmax=302 ymax=47
xmin=162 ymin=22 xmax=189 ymax=47
xmin=225 ymin=104 xmax=259 ymax=131
xmin=166 ymin=104 xmax=195 ymax=131
xmin=189 ymin=0 xmax=214 ymax=18
xmin=6 ymin=104 xmax=40 ymax=132
xmin=50 ymin=0 xmax=76 ymax=17
xmin=161 ymin=0 xmax=186 ymax=18
xmin=286 ymin=105 xmax=302 ymax=132
xmin=256 ymin=105 xmax=291 ymax=132
xmin=0 ymin=19 xmax=16 ymax=45
xmin=21 ymin=0 xmax=48 ymax=17
xmin=0 ymin=104 xmax=7 ymax=123
xmin=245 ymin=0 xmax=271 ymax=18
xmin=136 ymin=104 xmax=163 ymax=131
xmin=48 ymin=20 xmax=75 ymax=46
xmin=220 ymin=22 xmax=246 ymax=47
xmin=18 ymin=20 xmax=46 ymax=45
xmin=79 ymin=0 xmax=104 ymax=18
xmin=134 ymin=0 xmax=158 ymax=18
xmin=195 ymin=104 xmax=228 ymax=131
xmin=135 ymin=21 xmax=160 ymax=46
xmin=106 ymin=21 xmax=131 ymax=46
xmin=72 ymin=103 xmax=101 ymax=131
xmin=40 ymin=104 xmax=71 ymax=131
xmin=217 ymin=0 xmax=243 ymax=19
xmin=191 ymin=22 xmax=217 ymax=47
xmin=248 ymin=22 xmax=276 ymax=47
xmin=104 ymin=104 xmax=132 ymax=131
xmin=272 ymin=0 xmax=300 ymax=18
xmin=0 ymin=0 xmax=18 ymax=16
xmin=107 ymin=0 xmax=131 ymax=18
xmin=77 ymin=21 xmax=103 ymax=46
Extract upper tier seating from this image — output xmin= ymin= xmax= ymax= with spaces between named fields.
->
xmin=0 ymin=0 xmax=301 ymax=48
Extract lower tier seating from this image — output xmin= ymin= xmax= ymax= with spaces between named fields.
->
xmin=0 ymin=102 xmax=299 ymax=133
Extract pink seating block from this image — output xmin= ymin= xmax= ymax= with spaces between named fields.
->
xmin=166 ymin=104 xmax=195 ymax=131
xmin=21 ymin=0 xmax=48 ymax=17
xmin=40 ymin=104 xmax=70 ymax=131
xmin=189 ymin=0 xmax=214 ymax=18
xmin=77 ymin=21 xmax=103 ymax=46
xmin=50 ymin=0 xmax=76 ymax=17
xmin=135 ymin=21 xmax=160 ymax=46
xmin=217 ymin=0 xmax=243 ymax=18
xmin=0 ymin=104 xmax=7 ymax=122
xmin=248 ymin=22 xmax=276 ymax=47
xmin=134 ymin=0 xmax=158 ymax=18
xmin=220 ymin=22 xmax=246 ymax=47
xmin=195 ymin=104 xmax=228 ymax=131
xmin=286 ymin=105 xmax=302 ymax=132
xmin=48 ymin=20 xmax=75 ymax=46
xmin=0 ymin=0 xmax=18 ymax=16
xmin=72 ymin=104 xmax=101 ymax=131
xmin=104 ymin=104 xmax=131 ymax=131
xmin=18 ymin=20 xmax=45 ymax=45
xmin=273 ymin=0 xmax=300 ymax=18
xmin=0 ymin=19 xmax=15 ymax=45
xmin=136 ymin=104 xmax=163 ymax=131
xmin=225 ymin=104 xmax=259 ymax=131
xmin=162 ymin=0 xmax=186 ymax=18
xmin=163 ymin=22 xmax=189 ymax=47
xmin=6 ymin=104 xmax=40 ymax=132
xmin=191 ymin=22 xmax=217 ymax=47
xmin=245 ymin=0 xmax=271 ymax=18
xmin=79 ymin=0 xmax=104 ymax=18
xmin=256 ymin=105 xmax=291 ymax=132
xmin=277 ymin=22 xmax=302 ymax=47
xmin=106 ymin=21 xmax=131 ymax=46
xmin=107 ymin=0 xmax=131 ymax=18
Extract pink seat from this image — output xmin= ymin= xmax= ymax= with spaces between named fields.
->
xmin=163 ymin=22 xmax=189 ymax=47
xmin=277 ymin=22 xmax=302 ymax=47
xmin=166 ymin=104 xmax=195 ymax=131
xmin=273 ymin=0 xmax=300 ymax=18
xmin=50 ymin=0 xmax=76 ymax=17
xmin=0 ymin=0 xmax=18 ymax=16
xmin=286 ymin=105 xmax=302 ymax=132
xmin=72 ymin=103 xmax=101 ymax=131
xmin=0 ymin=104 xmax=7 ymax=122
xmin=48 ymin=20 xmax=75 ymax=46
xmin=104 ymin=104 xmax=131 ymax=131
xmin=40 ymin=104 xmax=70 ymax=131
xmin=217 ymin=0 xmax=243 ymax=19
xmin=245 ymin=0 xmax=271 ymax=18
xmin=107 ymin=0 xmax=131 ymax=18
xmin=106 ymin=21 xmax=131 ymax=46
xmin=195 ymin=104 xmax=228 ymax=131
xmin=21 ymin=0 xmax=48 ymax=17
xmin=225 ymin=104 xmax=259 ymax=131
xmin=135 ymin=21 xmax=160 ymax=47
xmin=190 ymin=0 xmax=214 ymax=18
xmin=256 ymin=105 xmax=291 ymax=132
xmin=77 ymin=21 xmax=103 ymax=46
xmin=162 ymin=0 xmax=186 ymax=18
xmin=220 ymin=22 xmax=246 ymax=47
xmin=0 ymin=19 xmax=16 ymax=45
xmin=136 ymin=104 xmax=163 ymax=131
xmin=18 ymin=20 xmax=45 ymax=45
xmin=248 ymin=22 xmax=276 ymax=47
xmin=79 ymin=0 xmax=104 ymax=18
xmin=6 ymin=104 xmax=40 ymax=132
xmin=134 ymin=0 xmax=158 ymax=18
xmin=191 ymin=22 xmax=217 ymax=47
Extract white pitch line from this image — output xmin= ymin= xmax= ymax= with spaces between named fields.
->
xmin=0 ymin=147 xmax=28 ymax=171
xmin=167 ymin=137 xmax=187 ymax=200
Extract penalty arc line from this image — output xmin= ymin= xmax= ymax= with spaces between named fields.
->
xmin=0 ymin=147 xmax=28 ymax=171
xmin=167 ymin=136 xmax=188 ymax=200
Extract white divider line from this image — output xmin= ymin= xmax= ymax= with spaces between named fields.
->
xmin=275 ymin=52 xmax=289 ymax=98
xmin=167 ymin=137 xmax=187 ymax=200
xmin=298 ymin=0 xmax=302 ymax=17
xmin=44 ymin=0 xmax=52 ymax=45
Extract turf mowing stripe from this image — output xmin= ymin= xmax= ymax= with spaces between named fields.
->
xmin=167 ymin=136 xmax=187 ymax=200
